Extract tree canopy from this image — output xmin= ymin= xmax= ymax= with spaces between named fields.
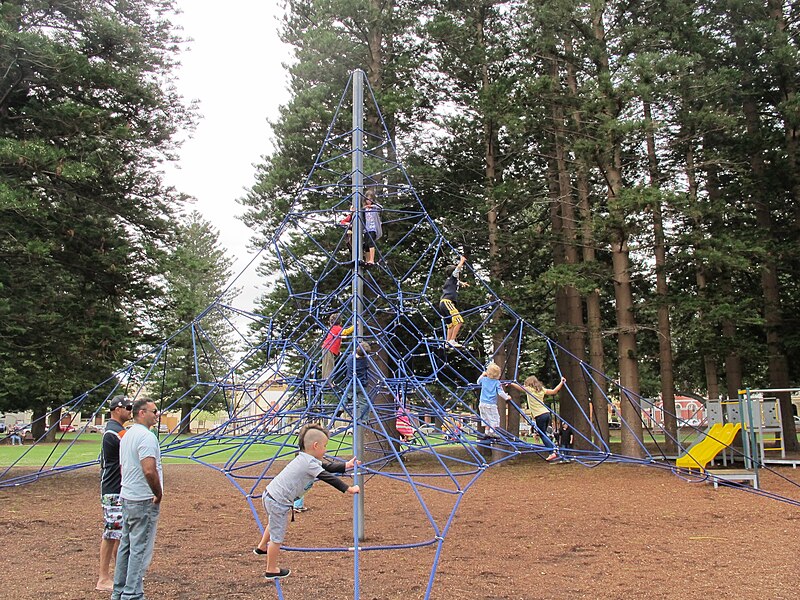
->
xmin=0 ymin=0 xmax=193 ymax=432
xmin=242 ymin=0 xmax=800 ymax=449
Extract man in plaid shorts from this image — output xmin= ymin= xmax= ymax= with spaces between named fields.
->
xmin=96 ymin=396 xmax=131 ymax=591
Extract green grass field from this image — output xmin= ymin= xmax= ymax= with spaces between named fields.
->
xmin=6 ymin=429 xmax=792 ymax=469
xmin=0 ymin=432 xmax=359 ymax=468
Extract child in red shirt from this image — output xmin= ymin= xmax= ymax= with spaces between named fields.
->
xmin=321 ymin=313 xmax=354 ymax=382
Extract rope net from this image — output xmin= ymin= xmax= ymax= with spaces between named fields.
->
xmin=3 ymin=72 xmax=800 ymax=598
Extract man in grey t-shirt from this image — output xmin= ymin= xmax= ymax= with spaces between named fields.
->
xmin=111 ymin=399 xmax=163 ymax=600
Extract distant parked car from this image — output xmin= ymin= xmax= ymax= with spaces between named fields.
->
xmin=84 ymin=423 xmax=106 ymax=434
xmin=58 ymin=424 xmax=75 ymax=432
xmin=793 ymin=415 xmax=800 ymax=427
xmin=418 ymin=423 xmax=437 ymax=435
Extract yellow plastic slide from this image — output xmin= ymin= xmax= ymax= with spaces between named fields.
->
xmin=675 ymin=423 xmax=742 ymax=472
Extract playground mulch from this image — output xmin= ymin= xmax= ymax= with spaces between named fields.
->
xmin=2 ymin=459 xmax=798 ymax=599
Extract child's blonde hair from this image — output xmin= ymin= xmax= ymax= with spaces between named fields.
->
xmin=485 ymin=363 xmax=501 ymax=379
xmin=524 ymin=375 xmax=543 ymax=392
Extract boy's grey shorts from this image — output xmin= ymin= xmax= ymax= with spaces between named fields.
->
xmin=263 ymin=491 xmax=292 ymax=543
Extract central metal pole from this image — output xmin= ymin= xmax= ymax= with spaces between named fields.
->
xmin=351 ymin=69 xmax=365 ymax=545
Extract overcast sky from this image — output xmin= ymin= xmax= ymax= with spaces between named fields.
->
xmin=164 ymin=2 xmax=291 ymax=311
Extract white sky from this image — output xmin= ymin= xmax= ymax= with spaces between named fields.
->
xmin=164 ymin=2 xmax=291 ymax=312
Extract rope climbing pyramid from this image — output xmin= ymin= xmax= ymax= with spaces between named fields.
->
xmin=5 ymin=70 xmax=800 ymax=598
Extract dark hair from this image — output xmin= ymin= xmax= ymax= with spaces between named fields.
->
xmin=356 ymin=341 xmax=371 ymax=357
xmin=328 ymin=313 xmax=341 ymax=326
xmin=297 ymin=423 xmax=329 ymax=450
xmin=131 ymin=398 xmax=151 ymax=416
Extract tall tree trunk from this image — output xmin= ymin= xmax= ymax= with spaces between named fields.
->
xmin=564 ymin=36 xmax=608 ymax=444
xmin=180 ymin=403 xmax=192 ymax=435
xmin=365 ymin=0 xmax=400 ymax=174
xmin=365 ymin=0 xmax=384 ymax=138
xmin=702 ymin=161 xmax=741 ymax=400
xmin=721 ymin=280 xmax=743 ymax=400
xmin=643 ymin=100 xmax=677 ymax=454
xmin=740 ymin=56 xmax=795 ymax=450
xmin=502 ymin=326 xmax=521 ymax=437
xmin=591 ymin=4 xmax=643 ymax=456
xmin=766 ymin=0 xmax=798 ymax=447
xmin=698 ymin=275 xmax=720 ymax=401
xmin=31 ymin=407 xmax=47 ymax=440
xmin=550 ymin=53 xmax=590 ymax=447
xmin=46 ymin=406 xmax=61 ymax=444
xmin=687 ymin=142 xmax=720 ymax=401
xmin=476 ymin=5 xmax=512 ymax=433
xmin=548 ymin=152 xmax=569 ymax=388
xmin=768 ymin=0 xmax=800 ymax=207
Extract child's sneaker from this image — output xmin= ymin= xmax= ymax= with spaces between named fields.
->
xmin=545 ymin=452 xmax=559 ymax=462
xmin=294 ymin=506 xmax=308 ymax=513
xmin=447 ymin=339 xmax=463 ymax=348
xmin=264 ymin=568 xmax=291 ymax=580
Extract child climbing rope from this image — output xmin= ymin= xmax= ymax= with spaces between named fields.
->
xmin=439 ymin=254 xmax=468 ymax=348
xmin=508 ymin=375 xmax=566 ymax=462
xmin=321 ymin=313 xmax=354 ymax=384
xmin=253 ymin=423 xmax=359 ymax=580
xmin=477 ymin=362 xmax=510 ymax=439
xmin=395 ymin=403 xmax=414 ymax=443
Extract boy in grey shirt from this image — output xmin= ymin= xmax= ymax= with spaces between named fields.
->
xmin=253 ymin=424 xmax=359 ymax=580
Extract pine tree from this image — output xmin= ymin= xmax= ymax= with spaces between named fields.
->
xmin=154 ymin=212 xmax=236 ymax=434
xmin=0 ymin=0 xmax=193 ymax=437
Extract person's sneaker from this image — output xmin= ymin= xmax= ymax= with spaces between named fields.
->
xmin=264 ymin=568 xmax=291 ymax=580
xmin=293 ymin=506 xmax=308 ymax=513
xmin=546 ymin=452 xmax=559 ymax=462
xmin=253 ymin=547 xmax=268 ymax=555
xmin=447 ymin=339 xmax=463 ymax=348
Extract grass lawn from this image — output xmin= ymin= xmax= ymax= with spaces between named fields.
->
xmin=0 ymin=432 xmax=360 ymax=468
xmin=10 ymin=429 xmax=791 ymax=469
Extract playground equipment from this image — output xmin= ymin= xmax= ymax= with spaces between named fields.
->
xmin=3 ymin=71 xmax=800 ymax=598
xmin=706 ymin=388 xmax=800 ymax=468
xmin=675 ymin=423 xmax=742 ymax=471
xmin=676 ymin=387 xmax=800 ymax=489
xmin=675 ymin=422 xmax=759 ymax=489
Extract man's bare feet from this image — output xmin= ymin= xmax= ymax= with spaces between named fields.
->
xmin=95 ymin=581 xmax=113 ymax=592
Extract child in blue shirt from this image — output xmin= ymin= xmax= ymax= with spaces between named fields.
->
xmin=477 ymin=363 xmax=510 ymax=438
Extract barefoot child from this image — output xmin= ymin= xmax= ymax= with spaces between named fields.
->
xmin=253 ymin=424 xmax=359 ymax=580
